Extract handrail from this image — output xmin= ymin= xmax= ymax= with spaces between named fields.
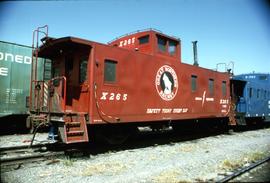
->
xmin=107 ymin=28 xmax=180 ymax=44
xmin=216 ymin=61 xmax=234 ymax=74
xmin=30 ymin=25 xmax=49 ymax=111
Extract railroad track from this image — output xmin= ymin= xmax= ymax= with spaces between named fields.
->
xmin=0 ymin=144 xmax=64 ymax=172
xmin=217 ymin=156 xmax=270 ymax=182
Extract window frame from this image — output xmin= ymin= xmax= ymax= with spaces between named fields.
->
xmin=157 ymin=36 xmax=167 ymax=52
xmin=191 ymin=75 xmax=198 ymax=92
xmin=168 ymin=40 xmax=177 ymax=55
xmin=104 ymin=59 xmax=117 ymax=84
xmin=222 ymin=81 xmax=227 ymax=96
xmin=138 ymin=35 xmax=149 ymax=45
xmin=79 ymin=58 xmax=88 ymax=84
xmin=208 ymin=78 xmax=214 ymax=96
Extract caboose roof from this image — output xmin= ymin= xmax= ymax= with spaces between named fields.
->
xmin=38 ymin=37 xmax=92 ymax=58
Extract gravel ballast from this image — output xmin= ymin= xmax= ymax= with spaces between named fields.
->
xmin=1 ymin=128 xmax=270 ymax=182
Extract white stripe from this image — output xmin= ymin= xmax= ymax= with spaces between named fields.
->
xmin=195 ymin=97 xmax=202 ymax=101
xmin=206 ymin=98 xmax=214 ymax=101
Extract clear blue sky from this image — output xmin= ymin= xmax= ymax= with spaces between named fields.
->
xmin=0 ymin=0 xmax=269 ymax=74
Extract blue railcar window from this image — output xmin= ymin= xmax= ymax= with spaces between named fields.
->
xmin=209 ymin=79 xmax=214 ymax=96
xmin=264 ymin=90 xmax=267 ymax=99
xmin=222 ymin=81 xmax=226 ymax=96
xmin=249 ymin=88 xmax=253 ymax=98
xmin=259 ymin=75 xmax=267 ymax=80
xmin=104 ymin=59 xmax=117 ymax=83
xmin=257 ymin=89 xmax=260 ymax=98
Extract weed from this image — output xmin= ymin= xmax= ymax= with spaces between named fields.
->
xmin=82 ymin=162 xmax=126 ymax=176
xmin=62 ymin=157 xmax=74 ymax=167
xmin=152 ymin=169 xmax=182 ymax=183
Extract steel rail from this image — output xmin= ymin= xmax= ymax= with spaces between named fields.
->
xmin=0 ymin=144 xmax=46 ymax=152
xmin=0 ymin=144 xmax=64 ymax=172
xmin=1 ymin=151 xmax=63 ymax=166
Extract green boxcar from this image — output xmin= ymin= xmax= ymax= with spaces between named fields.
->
xmin=0 ymin=41 xmax=49 ymax=118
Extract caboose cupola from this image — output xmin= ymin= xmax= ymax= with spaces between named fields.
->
xmin=108 ymin=29 xmax=181 ymax=62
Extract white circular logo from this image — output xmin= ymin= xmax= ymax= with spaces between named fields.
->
xmin=155 ymin=65 xmax=178 ymax=101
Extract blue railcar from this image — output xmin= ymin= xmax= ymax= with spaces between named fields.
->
xmin=232 ymin=73 xmax=270 ymax=124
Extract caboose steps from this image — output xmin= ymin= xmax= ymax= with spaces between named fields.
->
xmin=58 ymin=114 xmax=89 ymax=144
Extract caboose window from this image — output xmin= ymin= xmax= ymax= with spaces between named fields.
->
xmin=157 ymin=36 xmax=166 ymax=52
xmin=139 ymin=35 xmax=149 ymax=44
xmin=209 ymin=79 xmax=214 ymax=96
xmin=104 ymin=60 xmax=117 ymax=83
xmin=168 ymin=40 xmax=176 ymax=55
xmin=222 ymin=81 xmax=226 ymax=96
xmin=79 ymin=59 xmax=88 ymax=83
xmin=52 ymin=67 xmax=60 ymax=78
xmin=191 ymin=75 xmax=197 ymax=92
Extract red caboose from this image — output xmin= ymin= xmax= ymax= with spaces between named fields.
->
xmin=29 ymin=28 xmax=232 ymax=144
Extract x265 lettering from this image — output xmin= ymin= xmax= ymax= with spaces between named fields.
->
xmin=100 ymin=92 xmax=128 ymax=101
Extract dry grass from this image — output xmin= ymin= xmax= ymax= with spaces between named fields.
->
xmin=81 ymin=161 xmax=127 ymax=176
xmin=178 ymin=144 xmax=195 ymax=153
xmin=249 ymin=151 xmax=266 ymax=162
xmin=149 ymin=154 xmax=158 ymax=161
xmin=151 ymin=169 xmax=184 ymax=183
xmin=220 ymin=151 xmax=269 ymax=171
xmin=39 ymin=171 xmax=52 ymax=178
xmin=221 ymin=159 xmax=242 ymax=170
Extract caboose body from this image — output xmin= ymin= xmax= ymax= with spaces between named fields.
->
xmin=232 ymin=73 xmax=270 ymax=124
xmin=29 ymin=28 xmax=231 ymax=144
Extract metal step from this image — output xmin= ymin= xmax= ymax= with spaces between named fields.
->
xmin=61 ymin=114 xmax=89 ymax=144
xmin=67 ymin=130 xmax=84 ymax=136
xmin=66 ymin=122 xmax=81 ymax=127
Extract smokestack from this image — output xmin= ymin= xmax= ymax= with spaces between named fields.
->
xmin=192 ymin=41 xmax=199 ymax=66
